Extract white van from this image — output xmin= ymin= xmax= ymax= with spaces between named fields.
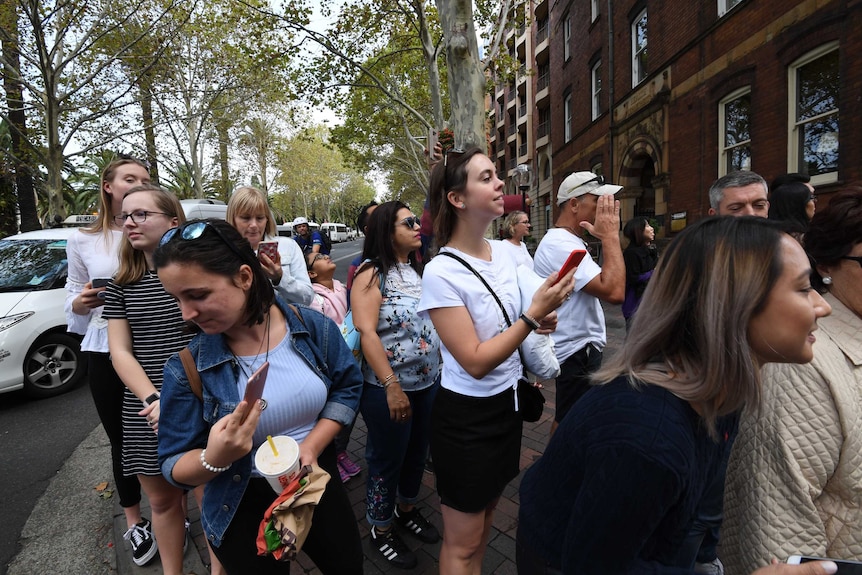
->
xmin=181 ymin=199 xmax=228 ymax=220
xmin=320 ymin=222 xmax=349 ymax=243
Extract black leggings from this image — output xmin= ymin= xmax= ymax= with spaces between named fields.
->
xmin=211 ymin=445 xmax=363 ymax=575
xmin=88 ymin=352 xmax=141 ymax=509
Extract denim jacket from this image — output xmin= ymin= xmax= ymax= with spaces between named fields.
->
xmin=157 ymin=297 xmax=361 ymax=547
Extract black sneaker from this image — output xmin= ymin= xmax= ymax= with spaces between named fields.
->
xmin=123 ymin=518 xmax=158 ymax=566
xmin=370 ymin=525 xmax=417 ymax=569
xmin=394 ymin=506 xmax=440 ymax=544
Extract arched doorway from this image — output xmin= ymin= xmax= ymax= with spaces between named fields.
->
xmin=617 ymin=136 xmax=666 ymax=234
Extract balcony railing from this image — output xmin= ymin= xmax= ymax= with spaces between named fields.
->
xmin=508 ymin=86 xmax=517 ymax=101
xmin=518 ymin=103 xmax=527 ymax=117
xmin=518 ymin=142 xmax=528 ymax=157
xmin=536 ymin=19 xmax=549 ymax=43
xmin=537 ymin=121 xmax=550 ymax=138
xmin=507 ymin=122 xmax=517 ymax=136
xmin=537 ymin=70 xmax=550 ymax=92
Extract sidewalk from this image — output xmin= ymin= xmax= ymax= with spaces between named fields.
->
xmin=117 ymin=302 xmax=625 ymax=575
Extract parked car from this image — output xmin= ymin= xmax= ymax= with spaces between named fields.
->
xmin=320 ymin=222 xmax=349 ymax=242
xmin=180 ymin=198 xmax=228 ymax=219
xmin=0 ymin=228 xmax=85 ymax=398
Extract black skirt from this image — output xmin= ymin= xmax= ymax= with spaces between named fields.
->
xmin=430 ymin=386 xmax=522 ymax=513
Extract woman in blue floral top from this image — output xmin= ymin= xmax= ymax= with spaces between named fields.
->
xmin=352 ymin=201 xmax=442 ymax=569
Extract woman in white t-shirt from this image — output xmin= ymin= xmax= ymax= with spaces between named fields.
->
xmin=499 ymin=210 xmax=534 ymax=269
xmin=417 ymin=147 xmax=574 ymax=574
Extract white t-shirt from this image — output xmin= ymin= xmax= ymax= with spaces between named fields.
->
xmin=533 ymin=228 xmax=606 ymax=362
xmin=418 ymin=240 xmax=523 ymax=397
xmin=274 ymin=235 xmax=314 ymax=305
xmin=497 ymin=239 xmax=534 ymax=270
xmin=64 ymin=229 xmax=122 ymax=352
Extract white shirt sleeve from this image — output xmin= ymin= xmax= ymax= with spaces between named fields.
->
xmin=274 ymin=236 xmax=314 ymax=305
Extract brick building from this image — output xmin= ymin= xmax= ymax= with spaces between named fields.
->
xmin=543 ymin=0 xmax=861 ymax=235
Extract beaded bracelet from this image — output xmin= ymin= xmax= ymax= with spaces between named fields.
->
xmin=200 ymin=449 xmax=230 ymax=473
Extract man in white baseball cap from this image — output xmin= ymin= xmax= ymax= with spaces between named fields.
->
xmin=534 ymin=171 xmax=625 ymax=436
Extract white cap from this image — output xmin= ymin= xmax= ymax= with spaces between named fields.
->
xmin=292 ymin=216 xmax=308 ymax=226
xmin=557 ymin=172 xmax=622 ymax=204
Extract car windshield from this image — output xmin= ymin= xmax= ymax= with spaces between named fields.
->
xmin=0 ymin=238 xmax=69 ymax=291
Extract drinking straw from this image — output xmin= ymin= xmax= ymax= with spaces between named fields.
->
xmin=267 ymin=435 xmax=279 ymax=456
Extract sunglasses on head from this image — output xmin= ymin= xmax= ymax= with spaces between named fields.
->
xmin=399 ymin=216 xmax=421 ymax=229
xmin=117 ymin=152 xmax=152 ymax=170
xmin=442 ymin=148 xmax=465 ymax=192
xmin=159 ymin=221 xmax=248 ymax=263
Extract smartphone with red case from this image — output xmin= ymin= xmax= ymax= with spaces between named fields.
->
xmin=240 ymin=361 xmax=269 ymax=423
xmin=258 ymin=241 xmax=278 ymax=262
xmin=553 ymin=249 xmax=587 ymax=285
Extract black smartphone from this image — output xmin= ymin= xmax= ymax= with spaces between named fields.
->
xmin=91 ymin=277 xmax=112 ymax=288
xmin=788 ymin=556 xmax=862 ymax=574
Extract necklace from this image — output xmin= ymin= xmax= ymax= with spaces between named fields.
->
xmin=231 ymin=312 xmax=271 ymax=379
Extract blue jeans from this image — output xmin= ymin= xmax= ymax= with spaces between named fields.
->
xmin=360 ymin=380 xmax=438 ymax=527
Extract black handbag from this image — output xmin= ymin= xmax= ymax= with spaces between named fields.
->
xmin=438 ymin=252 xmax=546 ymax=422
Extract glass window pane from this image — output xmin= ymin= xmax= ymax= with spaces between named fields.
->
xmin=797 ymin=50 xmax=839 ymax=121
xmin=727 ymin=145 xmax=751 ymax=173
xmin=724 ymin=94 xmax=750 ymax=146
xmin=799 ymin=114 xmax=839 ymax=176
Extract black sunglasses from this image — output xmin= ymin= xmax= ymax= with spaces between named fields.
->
xmin=159 ymin=221 xmax=248 ymax=263
xmin=442 ymin=148 xmax=465 ymax=192
xmin=573 ymin=175 xmax=605 ymax=191
xmin=399 ymin=216 xmax=421 ymax=229
xmin=841 ymin=255 xmax=862 ymax=268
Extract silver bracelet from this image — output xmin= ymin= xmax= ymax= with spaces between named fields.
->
xmin=200 ymin=449 xmax=230 ymax=473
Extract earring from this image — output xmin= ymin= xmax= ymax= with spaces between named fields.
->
xmin=460 ymin=203 xmax=466 ymax=209
xmin=822 ymin=276 xmax=833 ymax=285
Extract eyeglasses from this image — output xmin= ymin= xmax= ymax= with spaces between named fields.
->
xmin=841 ymin=255 xmax=862 ymax=268
xmin=113 ymin=210 xmax=168 ymax=225
xmin=159 ymin=220 xmax=248 ymax=263
xmin=442 ymin=148 xmax=465 ymax=192
xmin=399 ymin=216 xmax=421 ymax=229
xmin=306 ymin=253 xmax=330 ymax=270
xmin=518 ymin=220 xmax=531 ymax=225
xmin=808 ymin=194 xmax=818 ymax=203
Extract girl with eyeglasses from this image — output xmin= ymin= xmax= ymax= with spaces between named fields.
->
xmin=153 ymin=219 xmax=364 ymax=574
xmin=103 ymin=184 xmax=190 ymax=574
xmin=64 ymin=156 xmax=155 ymax=565
xmin=305 ymin=253 xmax=348 ymax=332
xmin=351 ymin=201 xmax=442 ymax=568
xmin=418 ymin=148 xmax=574 ymax=574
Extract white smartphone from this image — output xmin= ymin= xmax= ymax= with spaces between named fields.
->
xmin=787 ymin=556 xmax=862 ymax=574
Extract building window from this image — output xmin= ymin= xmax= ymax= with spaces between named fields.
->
xmin=564 ymin=92 xmax=573 ymax=143
xmin=591 ymin=0 xmax=599 ymax=22
xmin=631 ymin=8 xmax=648 ymax=86
xmin=591 ymin=60 xmax=602 ymax=120
xmin=564 ymin=15 xmax=571 ymax=61
xmin=789 ymin=43 xmax=839 ymax=182
xmin=718 ymin=0 xmax=743 ymax=17
xmin=719 ymin=88 xmax=752 ymax=175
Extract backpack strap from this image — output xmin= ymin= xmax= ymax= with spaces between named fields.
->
xmin=179 ymin=347 xmax=203 ymax=402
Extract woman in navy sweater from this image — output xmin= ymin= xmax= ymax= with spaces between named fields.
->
xmin=517 ymin=216 xmax=835 ymax=575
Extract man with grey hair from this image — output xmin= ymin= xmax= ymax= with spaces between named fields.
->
xmin=707 ymin=170 xmax=769 ymax=217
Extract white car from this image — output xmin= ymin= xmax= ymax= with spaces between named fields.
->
xmin=0 ymin=227 xmax=85 ymax=398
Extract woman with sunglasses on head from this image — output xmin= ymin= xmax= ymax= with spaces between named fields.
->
xmin=154 ymin=219 xmax=364 ymax=574
xmin=351 ymin=201 xmax=443 ymax=569
xmin=723 ymin=188 xmax=862 ymax=574
xmin=103 ymin=184 xmax=190 ymax=574
xmin=226 ymin=186 xmax=314 ymax=305
xmin=64 ymin=156 xmax=155 ymax=565
xmin=418 ymin=148 xmax=574 ymax=574
xmin=516 ymin=216 xmax=833 ymax=575
xmin=499 ymin=210 xmax=534 ymax=269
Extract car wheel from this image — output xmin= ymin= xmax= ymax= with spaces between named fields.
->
xmin=23 ymin=333 xmax=85 ymax=399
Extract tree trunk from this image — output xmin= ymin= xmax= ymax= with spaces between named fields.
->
xmin=415 ymin=0 xmax=445 ymax=129
xmin=216 ymin=120 xmax=230 ymax=201
xmin=140 ymin=76 xmax=160 ymax=185
xmin=1 ymin=2 xmax=39 ymax=231
xmin=436 ymin=0 xmax=487 ymax=149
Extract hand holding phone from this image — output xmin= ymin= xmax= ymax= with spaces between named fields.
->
xmin=240 ymin=361 xmax=269 ymax=424
xmin=92 ymin=277 xmax=111 ymax=299
xmin=258 ymin=241 xmax=278 ymax=262
xmin=553 ymin=249 xmax=587 ymax=286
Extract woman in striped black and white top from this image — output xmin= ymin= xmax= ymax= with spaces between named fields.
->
xmin=104 ymin=184 xmax=190 ymax=575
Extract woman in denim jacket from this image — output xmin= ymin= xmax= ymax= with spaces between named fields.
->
xmin=154 ymin=219 xmax=363 ymax=575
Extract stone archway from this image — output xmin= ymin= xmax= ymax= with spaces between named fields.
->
xmin=617 ymin=136 xmax=668 ymax=234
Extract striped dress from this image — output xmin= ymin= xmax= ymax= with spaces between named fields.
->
xmin=103 ymin=272 xmax=194 ymax=476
